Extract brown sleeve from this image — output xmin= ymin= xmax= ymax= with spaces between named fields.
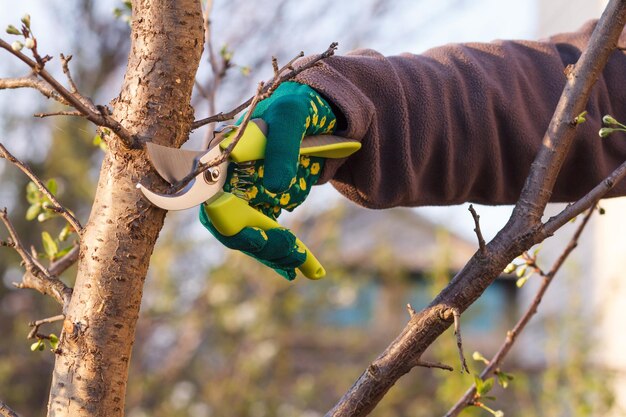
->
xmin=295 ymin=21 xmax=626 ymax=208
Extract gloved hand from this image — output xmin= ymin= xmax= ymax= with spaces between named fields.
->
xmin=200 ymin=81 xmax=336 ymax=280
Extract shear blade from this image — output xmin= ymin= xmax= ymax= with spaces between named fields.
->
xmin=137 ymin=177 xmax=213 ymax=211
xmin=146 ymin=142 xmax=206 ymax=184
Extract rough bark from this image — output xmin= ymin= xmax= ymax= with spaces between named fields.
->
xmin=46 ymin=2 xmax=204 ymax=416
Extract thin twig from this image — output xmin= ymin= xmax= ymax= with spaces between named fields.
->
xmin=451 ymin=308 xmax=470 ymax=374
xmin=407 ymin=303 xmax=417 ymax=318
xmin=34 ymin=110 xmax=84 ymax=118
xmin=541 ymin=157 xmax=626 ymax=237
xmin=0 ymin=208 xmax=72 ymax=309
xmin=191 ymin=42 xmax=336 ymax=130
xmin=272 ymin=56 xmax=279 ymax=77
xmin=0 ymin=143 xmax=83 ymax=234
xmin=415 ymin=360 xmax=454 ymax=372
xmin=27 ymin=314 xmax=64 ymax=339
xmin=0 ymin=74 xmax=68 ymax=104
xmin=59 ymin=53 xmax=78 ymax=93
xmin=444 ymin=206 xmax=596 ymax=417
xmin=0 ymin=400 xmax=20 ymax=417
xmin=468 ymin=204 xmax=486 ymax=254
xmin=0 ymin=38 xmax=137 ymax=148
xmin=171 ymin=82 xmax=265 ymax=191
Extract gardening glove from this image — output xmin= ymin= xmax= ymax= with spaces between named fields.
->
xmin=200 ymin=81 xmax=337 ymax=280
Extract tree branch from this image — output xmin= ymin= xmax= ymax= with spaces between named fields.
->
xmin=34 ymin=110 xmax=84 ymax=118
xmin=468 ymin=205 xmax=486 ymax=254
xmin=0 ymin=38 xmax=138 ymax=148
xmin=326 ymin=2 xmax=626 ymax=415
xmin=0 ymin=143 xmax=83 ymax=235
xmin=445 ymin=206 xmax=596 ymax=417
xmin=451 ymin=308 xmax=470 ymax=374
xmin=0 ymin=208 xmax=72 ymax=310
xmin=0 ymin=74 xmax=68 ymax=104
xmin=28 ymin=314 xmax=65 ymax=340
xmin=0 ymin=400 xmax=20 ymax=417
xmin=191 ymin=42 xmax=336 ymax=130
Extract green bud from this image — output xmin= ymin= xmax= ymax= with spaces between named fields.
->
xmin=11 ymin=41 xmax=23 ymax=52
xmin=516 ymin=276 xmax=529 ymax=288
xmin=603 ymin=115 xmax=618 ymax=126
xmin=30 ymin=340 xmax=43 ymax=352
xmin=6 ymin=25 xmax=21 ymax=35
xmin=599 ymin=127 xmax=614 ymax=138
xmin=503 ymin=263 xmax=516 ymax=274
xmin=21 ymin=14 xmax=31 ymax=29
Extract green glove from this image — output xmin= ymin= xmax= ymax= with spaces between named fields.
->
xmin=200 ymin=81 xmax=336 ymax=280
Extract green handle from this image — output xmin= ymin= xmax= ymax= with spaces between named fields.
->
xmin=204 ymin=192 xmax=326 ymax=280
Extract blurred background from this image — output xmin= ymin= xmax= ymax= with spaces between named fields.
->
xmin=1 ymin=1 xmax=625 ymax=416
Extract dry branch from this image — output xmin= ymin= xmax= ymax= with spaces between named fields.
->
xmin=34 ymin=110 xmax=83 ymax=118
xmin=174 ymin=44 xmax=336 ymax=190
xmin=0 ymin=38 xmax=137 ymax=148
xmin=0 ymin=400 xmax=19 ymax=417
xmin=191 ymin=42 xmax=336 ymax=130
xmin=28 ymin=314 xmax=65 ymax=340
xmin=0 ymin=208 xmax=72 ymax=310
xmin=326 ymin=2 xmax=626 ymax=415
xmin=0 ymin=74 xmax=68 ymax=104
xmin=0 ymin=143 xmax=83 ymax=234
xmin=445 ymin=206 xmax=596 ymax=417
xmin=468 ymin=205 xmax=486 ymax=254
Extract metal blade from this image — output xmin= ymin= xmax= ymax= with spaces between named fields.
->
xmin=146 ymin=142 xmax=207 ymax=184
xmin=137 ymin=147 xmax=228 ymax=210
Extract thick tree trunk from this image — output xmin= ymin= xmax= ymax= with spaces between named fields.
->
xmin=47 ymin=2 xmax=204 ymax=416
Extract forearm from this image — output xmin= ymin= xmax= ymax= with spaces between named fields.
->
xmin=297 ymin=20 xmax=626 ymax=208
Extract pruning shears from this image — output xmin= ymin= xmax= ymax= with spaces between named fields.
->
xmin=136 ymin=119 xmax=360 ymax=279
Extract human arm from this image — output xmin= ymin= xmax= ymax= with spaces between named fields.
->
xmin=295 ymin=20 xmax=626 ymax=208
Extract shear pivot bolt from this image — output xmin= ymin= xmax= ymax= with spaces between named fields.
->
xmin=204 ymin=168 xmax=220 ymax=184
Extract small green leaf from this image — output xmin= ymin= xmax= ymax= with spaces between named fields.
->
xmin=26 ymin=182 xmax=40 ymax=204
xmin=54 ymin=245 xmax=74 ymax=260
xmin=474 ymin=374 xmax=484 ymax=392
xmin=477 ymin=377 xmax=494 ymax=396
xmin=46 ymin=178 xmax=58 ymax=195
xmin=574 ymin=110 xmax=587 ymax=125
xmin=41 ymin=231 xmax=58 ymax=259
xmin=220 ymin=44 xmax=233 ymax=62
xmin=30 ymin=340 xmax=43 ymax=352
xmin=6 ymin=25 xmax=21 ymax=35
xmin=25 ymin=204 xmax=41 ymax=221
xmin=496 ymin=370 xmax=514 ymax=388
xmin=59 ymin=223 xmax=72 ymax=241
xmin=48 ymin=334 xmax=59 ymax=350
